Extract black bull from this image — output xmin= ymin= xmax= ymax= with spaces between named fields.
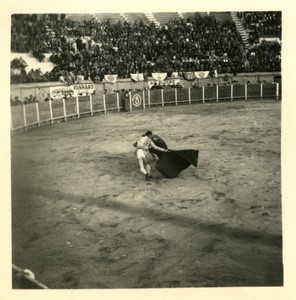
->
xmin=149 ymin=135 xmax=199 ymax=178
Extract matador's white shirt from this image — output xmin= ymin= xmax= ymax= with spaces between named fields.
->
xmin=135 ymin=136 xmax=164 ymax=152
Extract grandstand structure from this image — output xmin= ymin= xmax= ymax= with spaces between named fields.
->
xmin=10 ymin=12 xmax=281 ymax=88
xmin=65 ymin=13 xmax=94 ymax=23
xmin=93 ymin=13 xmax=125 ymax=24
xmin=152 ymin=12 xmax=180 ymax=26
xmin=231 ymin=12 xmax=250 ymax=50
xmin=65 ymin=12 xmax=230 ymax=26
xmin=65 ymin=11 xmax=280 ymax=48
xmin=123 ymin=13 xmax=150 ymax=24
xmin=64 ymin=11 xmax=281 ymax=40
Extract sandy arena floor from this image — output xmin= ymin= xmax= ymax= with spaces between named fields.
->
xmin=11 ymin=100 xmax=282 ymax=288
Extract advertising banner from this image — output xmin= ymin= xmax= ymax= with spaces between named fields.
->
xmin=130 ymin=73 xmax=144 ymax=82
xmin=49 ymin=83 xmax=95 ymax=99
xmin=104 ymin=74 xmax=118 ymax=83
xmin=151 ymin=73 xmax=167 ymax=81
xmin=148 ymin=78 xmax=180 ymax=89
xmin=194 ymin=71 xmax=210 ymax=79
xmin=49 ymin=86 xmax=73 ymax=100
xmin=69 ymin=83 xmax=95 ymax=96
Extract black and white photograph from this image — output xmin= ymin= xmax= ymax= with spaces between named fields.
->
xmin=1 ymin=0 xmax=296 ymax=299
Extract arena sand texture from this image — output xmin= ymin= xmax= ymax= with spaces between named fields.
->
xmin=11 ymin=100 xmax=282 ymax=288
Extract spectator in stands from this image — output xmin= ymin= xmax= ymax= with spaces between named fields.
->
xmin=11 ymin=96 xmax=23 ymax=106
xmin=241 ymin=11 xmax=281 ymax=43
xmin=45 ymin=93 xmax=53 ymax=101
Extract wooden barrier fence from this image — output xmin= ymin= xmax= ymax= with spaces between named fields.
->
xmin=11 ymin=83 xmax=280 ymax=132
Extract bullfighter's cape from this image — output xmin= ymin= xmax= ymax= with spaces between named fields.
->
xmin=149 ymin=134 xmax=199 ymax=178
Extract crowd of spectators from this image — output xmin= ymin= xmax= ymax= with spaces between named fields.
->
xmin=239 ymin=11 xmax=281 ymax=44
xmin=10 ymin=95 xmax=39 ymax=106
xmin=11 ymin=63 xmax=54 ymax=84
xmin=245 ymin=41 xmax=281 ymax=72
xmin=46 ymin=14 xmax=246 ymax=80
xmin=11 ymin=13 xmax=281 ymax=84
xmin=11 ymin=14 xmax=62 ymax=59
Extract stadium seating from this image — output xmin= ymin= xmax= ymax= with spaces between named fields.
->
xmin=66 ymin=14 xmax=94 ymax=23
xmin=152 ymin=12 xmax=180 ymax=26
xmin=93 ymin=13 xmax=124 ymax=24
xmin=182 ymin=12 xmax=198 ymax=20
xmin=10 ymin=12 xmax=281 ymax=84
xmin=123 ymin=13 xmax=150 ymax=24
xmin=239 ymin=11 xmax=281 ymax=44
xmin=210 ymin=12 xmax=232 ymax=22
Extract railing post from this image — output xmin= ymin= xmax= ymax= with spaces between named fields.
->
xmin=76 ymin=96 xmax=80 ymax=118
xmin=161 ymin=89 xmax=164 ymax=106
xmin=49 ymin=100 xmax=53 ymax=124
xmin=116 ymin=93 xmax=120 ymax=112
xmin=142 ymin=90 xmax=146 ymax=110
xmin=175 ymin=88 xmax=177 ymax=105
xmin=62 ymin=98 xmax=67 ymax=121
xmin=129 ymin=92 xmax=132 ymax=111
xmin=245 ymin=84 xmax=247 ymax=101
xmin=276 ymin=82 xmax=279 ymax=100
xmin=90 ymin=94 xmax=93 ymax=116
xmin=216 ymin=85 xmax=219 ymax=102
xmin=36 ymin=102 xmax=40 ymax=127
xmin=188 ymin=87 xmax=191 ymax=104
xmin=103 ymin=94 xmax=107 ymax=114
xmin=260 ymin=83 xmax=263 ymax=100
xmin=202 ymin=86 xmax=205 ymax=103
xmin=22 ymin=104 xmax=27 ymax=130
xmin=231 ymin=84 xmax=233 ymax=101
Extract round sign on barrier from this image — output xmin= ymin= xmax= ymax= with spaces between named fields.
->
xmin=38 ymin=90 xmax=48 ymax=100
xmin=132 ymin=94 xmax=142 ymax=107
